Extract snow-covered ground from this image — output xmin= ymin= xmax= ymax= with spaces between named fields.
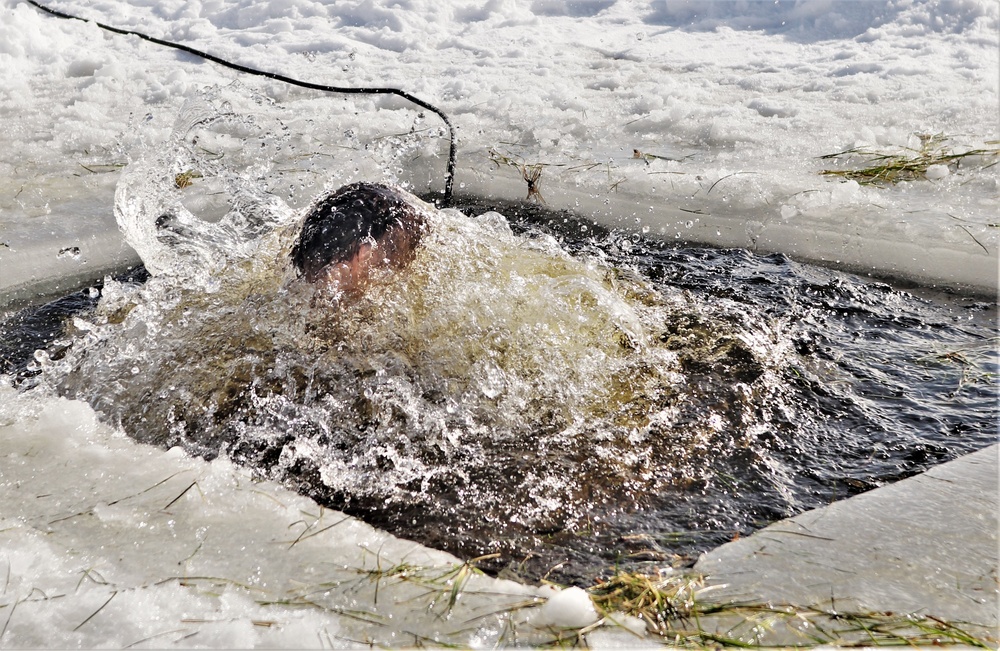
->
xmin=1 ymin=0 xmax=997 ymax=647
xmin=2 ymin=0 xmax=997 ymax=301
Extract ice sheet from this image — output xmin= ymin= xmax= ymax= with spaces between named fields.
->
xmin=694 ymin=444 xmax=999 ymax=641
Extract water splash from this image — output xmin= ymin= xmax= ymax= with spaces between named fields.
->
xmin=114 ymin=82 xmax=297 ymax=285
xmin=38 ymin=187 xmax=806 ymax=582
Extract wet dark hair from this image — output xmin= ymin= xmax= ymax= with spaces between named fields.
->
xmin=291 ymin=182 xmax=426 ymax=281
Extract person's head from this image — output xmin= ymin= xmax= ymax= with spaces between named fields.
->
xmin=291 ymin=182 xmax=428 ymax=296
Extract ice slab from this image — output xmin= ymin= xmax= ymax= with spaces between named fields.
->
xmin=5 ymin=159 xmax=994 ymax=313
xmin=0 ymin=175 xmax=140 ymax=309
xmin=455 ymin=159 xmax=999 ymax=297
xmin=694 ymin=444 xmax=999 ymax=637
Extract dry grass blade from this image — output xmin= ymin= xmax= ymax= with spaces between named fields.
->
xmin=633 ymin=149 xmax=673 ymax=163
xmin=123 ymin=628 xmax=192 ymax=649
xmin=442 ymin=553 xmax=500 ymax=613
xmin=257 ymin=596 xmax=388 ymax=627
xmin=106 ymin=470 xmax=191 ymax=507
xmin=73 ymin=591 xmax=117 ymax=632
xmin=521 ymin=163 xmax=545 ymax=204
xmin=78 ymin=162 xmax=125 ymax=174
xmin=1 ymin=599 xmax=18 ymax=642
xmin=487 ymin=148 xmax=547 ymax=203
xmin=286 ymin=515 xmax=351 ymax=549
xmin=75 ymin=568 xmax=110 ymax=592
xmin=162 ymin=481 xmax=199 ymax=510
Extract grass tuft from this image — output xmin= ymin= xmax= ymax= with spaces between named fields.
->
xmin=174 ymin=169 xmax=203 ymax=189
xmin=487 ymin=146 xmax=624 ymax=196
xmin=819 ymin=134 xmax=999 ymax=185
xmin=589 ymin=570 xmax=702 ymax=636
xmin=489 ymin=148 xmax=547 ymax=203
xmin=584 ymin=569 xmax=998 ymax=648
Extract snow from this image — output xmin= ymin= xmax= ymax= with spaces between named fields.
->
xmin=537 ymin=586 xmax=601 ymax=629
xmin=0 ymin=0 xmax=997 ymax=647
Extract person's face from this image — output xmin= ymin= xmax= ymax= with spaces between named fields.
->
xmin=293 ymin=183 xmax=430 ymax=298
xmin=313 ymin=241 xmax=373 ymax=298
xmin=314 ymin=225 xmax=422 ymax=299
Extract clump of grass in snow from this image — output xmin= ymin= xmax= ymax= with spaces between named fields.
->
xmin=584 ymin=569 xmax=996 ymax=648
xmin=174 ymin=169 xmax=203 ymax=188
xmin=589 ymin=570 xmax=702 ymax=636
xmin=488 ymin=146 xmax=625 ymax=198
xmin=819 ymin=134 xmax=999 ymax=185
xmin=488 ymin=148 xmax=547 ymax=203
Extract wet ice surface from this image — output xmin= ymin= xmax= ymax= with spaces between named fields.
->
xmin=693 ymin=444 xmax=999 ymax=640
xmin=0 ymin=384 xmax=553 ymax=649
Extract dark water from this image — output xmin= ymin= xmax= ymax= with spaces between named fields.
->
xmin=449 ymin=198 xmax=999 ymax=580
xmin=2 ymin=197 xmax=996 ymax=586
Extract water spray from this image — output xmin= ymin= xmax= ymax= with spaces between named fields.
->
xmin=24 ymin=0 xmax=458 ymax=207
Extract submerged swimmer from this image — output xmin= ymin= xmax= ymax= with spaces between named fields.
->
xmin=291 ymin=182 xmax=431 ymax=296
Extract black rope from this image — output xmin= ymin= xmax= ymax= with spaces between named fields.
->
xmin=25 ymin=0 xmax=457 ymax=207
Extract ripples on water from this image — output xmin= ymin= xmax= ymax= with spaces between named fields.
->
xmin=1 ymin=88 xmax=996 ymax=585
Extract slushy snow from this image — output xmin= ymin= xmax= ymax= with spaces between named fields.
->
xmin=538 ymin=586 xmax=601 ymax=629
xmin=1 ymin=0 xmax=998 ymax=647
